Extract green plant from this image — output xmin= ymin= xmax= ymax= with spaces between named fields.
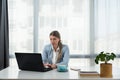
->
xmin=95 ymin=51 xmax=116 ymax=64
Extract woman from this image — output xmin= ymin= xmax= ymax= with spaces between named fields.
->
xmin=42 ymin=30 xmax=69 ymax=69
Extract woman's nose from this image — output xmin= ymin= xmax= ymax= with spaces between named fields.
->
xmin=51 ymin=40 xmax=54 ymax=43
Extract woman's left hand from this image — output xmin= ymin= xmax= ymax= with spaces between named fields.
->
xmin=50 ymin=64 xmax=57 ymax=69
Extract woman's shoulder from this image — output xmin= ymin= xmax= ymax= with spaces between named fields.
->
xmin=44 ymin=44 xmax=52 ymax=50
xmin=62 ymin=44 xmax=69 ymax=53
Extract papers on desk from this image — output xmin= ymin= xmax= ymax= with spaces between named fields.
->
xmin=70 ymin=66 xmax=81 ymax=71
xmin=70 ymin=66 xmax=100 ymax=77
xmin=78 ymin=70 xmax=100 ymax=77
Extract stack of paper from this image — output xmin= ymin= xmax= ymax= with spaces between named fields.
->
xmin=78 ymin=70 xmax=100 ymax=77
xmin=70 ymin=66 xmax=81 ymax=71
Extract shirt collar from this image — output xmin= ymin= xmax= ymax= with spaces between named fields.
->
xmin=51 ymin=45 xmax=60 ymax=52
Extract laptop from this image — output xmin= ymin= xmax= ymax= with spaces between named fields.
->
xmin=15 ymin=53 xmax=52 ymax=72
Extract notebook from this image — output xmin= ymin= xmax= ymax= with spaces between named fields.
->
xmin=15 ymin=52 xmax=52 ymax=72
xmin=78 ymin=70 xmax=100 ymax=77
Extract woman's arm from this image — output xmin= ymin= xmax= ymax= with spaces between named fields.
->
xmin=56 ymin=45 xmax=70 ymax=66
xmin=42 ymin=45 xmax=48 ymax=64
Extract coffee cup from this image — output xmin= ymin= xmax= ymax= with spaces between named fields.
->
xmin=57 ymin=65 xmax=68 ymax=72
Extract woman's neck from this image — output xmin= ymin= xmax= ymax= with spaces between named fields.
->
xmin=53 ymin=45 xmax=58 ymax=51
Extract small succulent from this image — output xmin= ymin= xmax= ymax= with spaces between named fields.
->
xmin=95 ymin=51 xmax=116 ymax=64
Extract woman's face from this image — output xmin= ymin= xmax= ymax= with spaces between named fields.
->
xmin=50 ymin=35 xmax=60 ymax=47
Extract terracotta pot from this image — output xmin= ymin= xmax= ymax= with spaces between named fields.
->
xmin=100 ymin=63 xmax=112 ymax=78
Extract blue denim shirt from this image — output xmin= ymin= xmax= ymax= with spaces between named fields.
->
xmin=42 ymin=44 xmax=69 ymax=66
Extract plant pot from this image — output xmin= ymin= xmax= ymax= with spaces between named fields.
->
xmin=100 ymin=63 xmax=112 ymax=78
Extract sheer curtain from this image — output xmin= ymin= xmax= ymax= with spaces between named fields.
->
xmin=8 ymin=0 xmax=120 ymax=56
xmin=8 ymin=0 xmax=90 ymax=57
xmin=94 ymin=0 xmax=120 ymax=55
xmin=38 ymin=0 xmax=90 ymax=55
xmin=8 ymin=0 xmax=33 ymax=57
xmin=8 ymin=0 xmax=120 ymax=67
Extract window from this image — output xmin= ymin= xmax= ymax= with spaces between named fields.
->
xmin=8 ymin=0 xmax=120 ymax=67
xmin=38 ymin=0 xmax=90 ymax=55
xmin=8 ymin=0 xmax=33 ymax=57
xmin=8 ymin=0 xmax=90 ymax=57
xmin=94 ymin=0 xmax=120 ymax=55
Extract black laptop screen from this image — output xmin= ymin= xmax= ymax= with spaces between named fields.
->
xmin=15 ymin=53 xmax=45 ymax=71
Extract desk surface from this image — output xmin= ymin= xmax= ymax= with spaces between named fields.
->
xmin=0 ymin=65 xmax=120 ymax=80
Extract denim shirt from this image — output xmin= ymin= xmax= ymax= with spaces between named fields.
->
xmin=42 ymin=44 xmax=70 ymax=66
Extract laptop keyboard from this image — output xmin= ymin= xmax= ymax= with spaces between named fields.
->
xmin=44 ymin=67 xmax=53 ymax=71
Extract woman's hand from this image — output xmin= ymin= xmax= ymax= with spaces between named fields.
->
xmin=44 ymin=63 xmax=57 ymax=69
xmin=50 ymin=64 xmax=57 ymax=69
xmin=44 ymin=63 xmax=51 ymax=68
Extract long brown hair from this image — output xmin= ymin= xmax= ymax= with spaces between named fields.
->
xmin=50 ymin=30 xmax=62 ymax=63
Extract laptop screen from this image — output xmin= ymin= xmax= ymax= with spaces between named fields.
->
xmin=15 ymin=53 xmax=45 ymax=71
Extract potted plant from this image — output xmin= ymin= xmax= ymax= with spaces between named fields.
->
xmin=95 ymin=51 xmax=116 ymax=77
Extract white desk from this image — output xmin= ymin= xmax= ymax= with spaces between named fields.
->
xmin=0 ymin=65 xmax=120 ymax=80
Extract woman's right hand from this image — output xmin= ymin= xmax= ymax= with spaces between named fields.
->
xmin=44 ymin=63 xmax=51 ymax=68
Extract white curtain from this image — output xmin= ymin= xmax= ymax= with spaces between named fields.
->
xmin=8 ymin=0 xmax=120 ymax=57
xmin=38 ymin=0 xmax=90 ymax=55
xmin=8 ymin=0 xmax=33 ymax=57
xmin=8 ymin=0 xmax=90 ymax=56
xmin=94 ymin=0 xmax=120 ymax=55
